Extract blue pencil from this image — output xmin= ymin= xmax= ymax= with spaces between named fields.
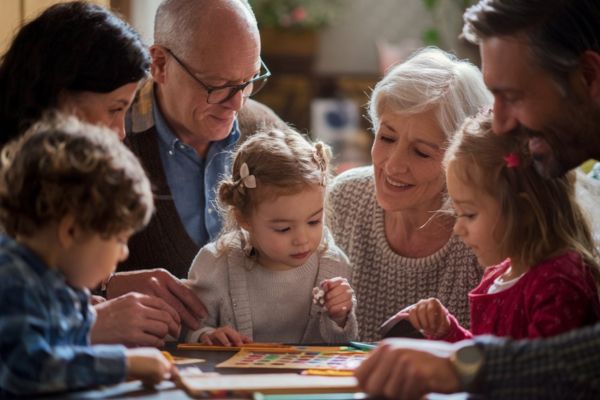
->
xmin=348 ymin=341 xmax=377 ymax=351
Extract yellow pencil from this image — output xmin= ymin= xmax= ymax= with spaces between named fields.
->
xmin=301 ymin=369 xmax=355 ymax=376
xmin=161 ymin=351 xmax=175 ymax=362
xmin=176 ymin=343 xmax=299 ymax=353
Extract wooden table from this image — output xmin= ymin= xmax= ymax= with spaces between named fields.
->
xmin=47 ymin=344 xmax=467 ymax=399
xmin=50 ymin=344 xmax=368 ymax=399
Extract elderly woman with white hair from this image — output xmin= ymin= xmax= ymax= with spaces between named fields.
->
xmin=328 ymin=47 xmax=492 ymax=341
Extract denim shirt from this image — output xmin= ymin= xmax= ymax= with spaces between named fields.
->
xmin=153 ymin=95 xmax=239 ymax=247
xmin=0 ymin=235 xmax=126 ymax=396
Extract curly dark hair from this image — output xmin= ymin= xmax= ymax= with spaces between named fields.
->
xmin=0 ymin=1 xmax=150 ymax=145
xmin=0 ymin=113 xmax=154 ymax=238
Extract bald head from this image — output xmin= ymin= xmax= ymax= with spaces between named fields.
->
xmin=154 ymin=0 xmax=258 ymax=58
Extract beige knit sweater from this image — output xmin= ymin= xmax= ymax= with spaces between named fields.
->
xmin=328 ymin=166 xmax=483 ymax=341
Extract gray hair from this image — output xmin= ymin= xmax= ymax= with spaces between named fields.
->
xmin=154 ymin=0 xmax=257 ymax=58
xmin=368 ymin=47 xmax=492 ymax=140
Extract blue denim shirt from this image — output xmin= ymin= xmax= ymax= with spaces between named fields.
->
xmin=153 ymin=95 xmax=239 ymax=247
xmin=0 ymin=235 xmax=126 ymax=396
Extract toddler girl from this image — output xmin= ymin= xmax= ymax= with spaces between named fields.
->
xmin=402 ymin=112 xmax=600 ymax=341
xmin=186 ymin=128 xmax=358 ymax=345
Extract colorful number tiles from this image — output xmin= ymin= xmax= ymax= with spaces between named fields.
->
xmin=217 ymin=350 xmax=367 ymax=371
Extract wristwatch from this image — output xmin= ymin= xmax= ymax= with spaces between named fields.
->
xmin=449 ymin=341 xmax=485 ymax=392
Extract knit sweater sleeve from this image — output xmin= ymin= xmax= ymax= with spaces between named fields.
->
xmin=185 ymin=243 xmax=230 ymax=342
xmin=437 ymin=313 xmax=473 ymax=343
xmin=317 ymin=238 xmax=359 ymax=342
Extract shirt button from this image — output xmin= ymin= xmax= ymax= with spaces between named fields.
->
xmin=208 ymin=208 xmax=213 ymax=214
xmin=179 ymin=144 xmax=186 ymax=150
xmin=168 ymin=150 xmax=174 ymax=156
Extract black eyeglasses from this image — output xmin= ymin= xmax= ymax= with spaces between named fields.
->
xmin=165 ymin=48 xmax=271 ymax=104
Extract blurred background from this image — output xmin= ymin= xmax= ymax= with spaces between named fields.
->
xmin=0 ymin=0 xmax=478 ymax=173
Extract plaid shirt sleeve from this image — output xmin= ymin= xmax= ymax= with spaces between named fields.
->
xmin=0 ymin=245 xmax=127 ymax=396
xmin=476 ymin=323 xmax=600 ymax=398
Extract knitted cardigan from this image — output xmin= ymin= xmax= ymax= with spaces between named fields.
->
xmin=186 ymin=231 xmax=359 ymax=343
xmin=328 ymin=166 xmax=483 ymax=341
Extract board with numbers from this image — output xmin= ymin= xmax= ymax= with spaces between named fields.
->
xmin=217 ymin=350 xmax=366 ymax=370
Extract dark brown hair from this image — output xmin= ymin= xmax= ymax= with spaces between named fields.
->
xmin=463 ymin=0 xmax=600 ymax=91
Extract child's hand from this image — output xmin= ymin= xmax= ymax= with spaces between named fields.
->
xmin=405 ymin=298 xmax=451 ymax=339
xmin=126 ymin=347 xmax=175 ymax=386
xmin=200 ymin=326 xmax=251 ymax=346
xmin=321 ymin=277 xmax=354 ymax=327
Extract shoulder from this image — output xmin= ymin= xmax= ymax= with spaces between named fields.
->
xmin=0 ymin=238 xmax=46 ymax=303
xmin=328 ymin=166 xmax=374 ymax=209
xmin=188 ymin=237 xmax=235 ymax=280
xmin=528 ymin=251 xmax=591 ymax=282
xmin=318 ymin=231 xmax=351 ymax=274
xmin=237 ymin=99 xmax=287 ymax=143
xmin=125 ymin=79 xmax=156 ymax=137
xmin=321 ymin=231 xmax=351 ymax=265
xmin=330 ymin=166 xmax=373 ymax=193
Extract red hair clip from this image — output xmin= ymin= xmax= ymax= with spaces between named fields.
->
xmin=503 ymin=153 xmax=520 ymax=168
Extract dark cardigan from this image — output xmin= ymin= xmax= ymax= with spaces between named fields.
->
xmin=119 ymin=99 xmax=287 ymax=278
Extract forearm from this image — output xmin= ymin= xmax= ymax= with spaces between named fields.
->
xmin=476 ymin=323 xmax=600 ymax=398
xmin=1 ymin=343 xmax=126 ymax=395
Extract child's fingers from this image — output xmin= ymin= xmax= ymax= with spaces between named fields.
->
xmin=434 ymin=305 xmax=450 ymax=338
xmin=325 ymin=288 xmax=353 ymax=306
xmin=413 ymin=301 xmax=431 ymax=333
xmin=320 ymin=277 xmax=347 ymax=292
xmin=325 ymin=298 xmax=352 ymax=316
xmin=228 ymin=330 xmax=246 ymax=347
xmin=324 ymin=283 xmax=352 ymax=302
xmin=425 ymin=300 xmax=442 ymax=332
xmin=241 ymin=334 xmax=252 ymax=343
xmin=200 ymin=334 xmax=213 ymax=345
xmin=406 ymin=306 xmax=423 ymax=331
xmin=212 ymin=329 xmax=232 ymax=346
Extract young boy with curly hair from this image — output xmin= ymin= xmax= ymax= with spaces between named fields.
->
xmin=0 ymin=115 xmax=174 ymax=396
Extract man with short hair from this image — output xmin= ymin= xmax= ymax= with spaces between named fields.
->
xmin=355 ymin=0 xmax=600 ymax=398
xmin=94 ymin=0 xmax=285 ymax=345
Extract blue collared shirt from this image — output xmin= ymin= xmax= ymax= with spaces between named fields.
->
xmin=153 ymin=95 xmax=239 ymax=247
xmin=0 ymin=235 xmax=127 ymax=396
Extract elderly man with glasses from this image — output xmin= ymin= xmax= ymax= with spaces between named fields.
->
xmin=102 ymin=0 xmax=285 ymax=340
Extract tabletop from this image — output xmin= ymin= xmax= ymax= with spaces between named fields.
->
xmin=44 ymin=343 xmax=468 ymax=399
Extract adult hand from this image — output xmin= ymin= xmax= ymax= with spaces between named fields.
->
xmin=406 ymin=297 xmax=451 ymax=339
xmin=355 ymin=340 xmax=460 ymax=400
xmin=91 ymin=292 xmax=181 ymax=347
xmin=106 ymin=269 xmax=208 ymax=330
xmin=90 ymin=295 xmax=107 ymax=305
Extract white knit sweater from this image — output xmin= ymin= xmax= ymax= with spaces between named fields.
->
xmin=328 ymin=166 xmax=483 ymax=341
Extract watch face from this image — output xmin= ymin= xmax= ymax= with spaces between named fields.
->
xmin=458 ymin=345 xmax=483 ymax=364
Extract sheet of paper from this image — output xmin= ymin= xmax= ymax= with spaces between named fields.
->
xmin=178 ymin=372 xmax=358 ymax=395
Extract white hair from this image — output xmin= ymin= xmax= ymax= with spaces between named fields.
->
xmin=368 ymin=47 xmax=492 ymax=140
